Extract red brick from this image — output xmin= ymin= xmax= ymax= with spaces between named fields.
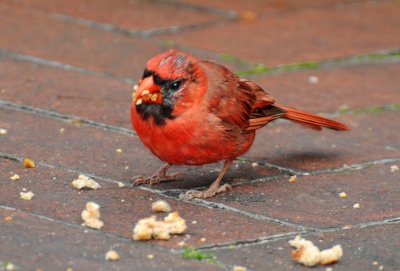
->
xmin=12 ymin=0 xmax=223 ymax=31
xmin=210 ymin=164 xmax=400 ymax=228
xmin=0 ymin=59 xmax=133 ymax=128
xmin=159 ymin=2 xmax=400 ymax=65
xmin=0 ymin=159 xmax=294 ymax=249
xmin=0 ymin=1 xmax=161 ymax=78
xmin=212 ymin=223 xmax=400 ymax=271
xmin=0 ymin=208 xmax=224 ymax=271
xmin=250 ymin=62 xmax=400 ymax=114
xmin=246 ymin=111 xmax=400 ymax=171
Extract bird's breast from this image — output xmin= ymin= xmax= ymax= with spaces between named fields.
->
xmin=131 ymin=103 xmax=255 ymax=165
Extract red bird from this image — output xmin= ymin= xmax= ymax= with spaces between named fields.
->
xmin=131 ymin=49 xmax=349 ymax=199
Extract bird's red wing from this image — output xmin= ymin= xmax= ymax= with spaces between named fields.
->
xmin=200 ymin=61 xmax=256 ymax=130
xmin=200 ymin=61 xmax=285 ymax=131
xmin=239 ymin=79 xmax=275 ymax=108
xmin=239 ymin=79 xmax=287 ymax=131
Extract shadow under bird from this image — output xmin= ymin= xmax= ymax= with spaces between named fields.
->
xmin=130 ymin=49 xmax=349 ymax=199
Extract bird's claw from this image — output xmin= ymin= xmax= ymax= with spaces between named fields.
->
xmin=131 ymin=176 xmax=157 ymax=186
xmin=180 ymin=183 xmax=232 ymax=200
xmin=131 ymin=172 xmax=185 ymax=187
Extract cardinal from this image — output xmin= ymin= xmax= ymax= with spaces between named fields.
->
xmin=131 ymin=49 xmax=349 ymax=199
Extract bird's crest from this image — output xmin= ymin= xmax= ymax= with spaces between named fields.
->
xmin=146 ymin=49 xmax=196 ymax=80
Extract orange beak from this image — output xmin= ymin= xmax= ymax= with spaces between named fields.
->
xmin=132 ymin=76 xmax=163 ymax=105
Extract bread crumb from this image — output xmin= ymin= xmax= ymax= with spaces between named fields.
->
xmin=319 ymin=245 xmax=343 ymax=265
xmin=373 ymin=261 xmax=379 ymax=266
xmin=353 ymin=203 xmax=360 ymax=209
xmin=232 ymin=265 xmax=247 ymax=271
xmin=289 ymin=236 xmax=321 ymax=267
xmin=20 ymin=191 xmax=34 ymax=200
xmin=117 ymin=181 xmax=126 ymax=188
xmin=233 ymin=266 xmax=247 ymax=271
xmin=191 ymin=220 xmax=197 ymax=224
xmin=10 ymin=174 xmax=20 ymax=181
xmin=178 ymin=241 xmax=186 ymax=247
xmin=325 ymin=268 xmax=333 ymax=271
xmin=133 ymin=216 xmax=158 ymax=240
xmin=147 ymin=254 xmax=154 ymax=259
xmin=390 ymin=165 xmax=399 ymax=172
xmin=116 ymin=148 xmax=123 ymax=153
xmin=81 ymin=202 xmax=104 ymax=229
xmin=339 ymin=192 xmax=347 ymax=198
xmin=379 ymin=265 xmax=384 ymax=270
xmin=151 ymin=200 xmax=171 ymax=213
xmin=200 ymin=237 xmax=206 ymax=242
xmin=105 ymin=250 xmax=120 ymax=261
xmin=289 ymin=236 xmax=343 ymax=267
xmin=65 ymin=268 xmax=73 ymax=271
xmin=308 ymin=76 xmax=319 ymax=84
xmin=289 ymin=175 xmax=297 ymax=183
xmin=59 ymin=128 xmax=65 ymax=133
xmin=72 ymin=175 xmax=101 ymax=190
xmin=5 ymin=216 xmax=13 ymax=222
xmin=133 ymin=211 xmax=187 ymax=241
xmin=251 ymin=162 xmax=258 ymax=167
xmin=0 ymin=128 xmax=8 ymax=135
xmin=23 ymin=158 xmax=35 ymax=168
xmin=4 ymin=262 xmax=16 ymax=270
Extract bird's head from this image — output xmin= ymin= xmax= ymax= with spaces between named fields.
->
xmin=132 ymin=49 xmax=202 ymax=126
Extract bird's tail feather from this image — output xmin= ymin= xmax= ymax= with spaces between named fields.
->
xmin=278 ymin=105 xmax=349 ymax=131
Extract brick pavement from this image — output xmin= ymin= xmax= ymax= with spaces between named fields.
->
xmin=0 ymin=0 xmax=399 ymax=270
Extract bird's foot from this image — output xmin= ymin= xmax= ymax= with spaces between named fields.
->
xmin=132 ymin=172 xmax=184 ymax=186
xmin=132 ymin=163 xmax=184 ymax=186
xmin=180 ymin=183 xmax=232 ymax=200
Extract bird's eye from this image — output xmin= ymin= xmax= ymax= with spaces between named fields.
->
xmin=170 ymin=80 xmax=183 ymax=91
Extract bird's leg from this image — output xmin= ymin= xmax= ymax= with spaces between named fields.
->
xmin=132 ymin=163 xmax=184 ymax=186
xmin=181 ymin=160 xmax=233 ymax=200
